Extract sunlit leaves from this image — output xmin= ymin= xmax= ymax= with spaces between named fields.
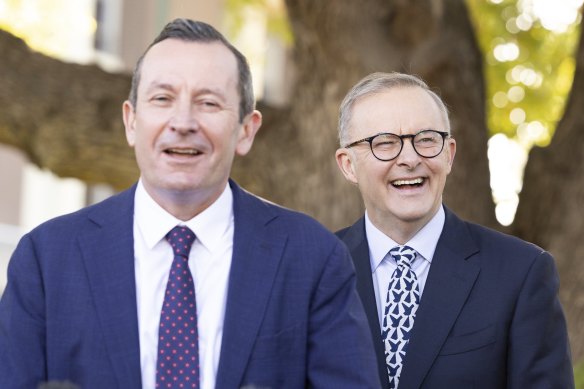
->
xmin=225 ymin=0 xmax=292 ymax=45
xmin=467 ymin=0 xmax=581 ymax=148
xmin=468 ymin=0 xmax=581 ymax=224
xmin=0 ymin=0 xmax=96 ymax=62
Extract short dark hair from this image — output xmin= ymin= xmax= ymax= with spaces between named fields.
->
xmin=128 ymin=18 xmax=254 ymax=122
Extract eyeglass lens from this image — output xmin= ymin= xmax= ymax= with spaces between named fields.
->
xmin=371 ymin=130 xmax=444 ymax=160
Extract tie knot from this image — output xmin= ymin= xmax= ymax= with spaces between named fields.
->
xmin=389 ymin=245 xmax=417 ymax=268
xmin=166 ymin=226 xmax=196 ymax=258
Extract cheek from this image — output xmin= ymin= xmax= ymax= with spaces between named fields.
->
xmin=214 ymin=124 xmax=242 ymax=151
xmin=132 ymin=132 xmax=158 ymax=166
xmin=429 ymin=155 xmax=452 ymax=177
xmin=359 ymin=165 xmax=388 ymax=192
xmin=132 ymin=131 xmax=148 ymax=152
xmin=135 ymin=118 xmax=162 ymax=144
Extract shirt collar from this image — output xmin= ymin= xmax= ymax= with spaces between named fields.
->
xmin=134 ymin=180 xmax=234 ymax=252
xmin=365 ymin=205 xmax=445 ymax=272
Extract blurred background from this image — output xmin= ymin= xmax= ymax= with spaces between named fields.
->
xmin=0 ymin=0 xmax=583 ymax=382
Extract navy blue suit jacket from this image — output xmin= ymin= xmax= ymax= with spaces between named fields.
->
xmin=0 ymin=181 xmax=381 ymax=389
xmin=337 ymin=206 xmax=574 ymax=389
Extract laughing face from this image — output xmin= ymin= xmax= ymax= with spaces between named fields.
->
xmin=123 ymin=39 xmax=261 ymax=218
xmin=336 ymin=86 xmax=456 ymax=243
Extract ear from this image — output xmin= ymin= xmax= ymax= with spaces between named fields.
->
xmin=235 ymin=110 xmax=262 ymax=156
xmin=335 ymin=147 xmax=359 ymax=185
xmin=445 ymin=137 xmax=456 ymax=173
xmin=122 ymin=100 xmax=137 ymax=147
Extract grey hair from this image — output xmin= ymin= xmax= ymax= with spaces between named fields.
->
xmin=338 ymin=72 xmax=450 ymax=145
xmin=128 ymin=18 xmax=254 ymax=123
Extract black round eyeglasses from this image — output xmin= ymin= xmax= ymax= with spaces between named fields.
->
xmin=343 ymin=130 xmax=450 ymax=161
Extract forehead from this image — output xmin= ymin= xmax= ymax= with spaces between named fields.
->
xmin=350 ymin=86 xmax=445 ymax=136
xmin=139 ymin=39 xmax=238 ymax=95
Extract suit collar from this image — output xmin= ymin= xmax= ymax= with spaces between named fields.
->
xmin=79 ymin=181 xmax=287 ymax=388
xmin=215 ymin=180 xmax=286 ymax=389
xmin=341 ymin=207 xmax=481 ymax=389
xmin=398 ymin=206 xmax=480 ymax=388
xmin=341 ymin=218 xmax=392 ymax=389
xmin=80 ymin=185 xmax=142 ymax=388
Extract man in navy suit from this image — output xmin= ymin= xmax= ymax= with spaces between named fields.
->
xmin=334 ymin=72 xmax=574 ymax=388
xmin=0 ymin=19 xmax=380 ymax=389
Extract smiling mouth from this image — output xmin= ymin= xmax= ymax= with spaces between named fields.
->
xmin=391 ymin=178 xmax=424 ymax=188
xmin=164 ymin=148 xmax=202 ymax=156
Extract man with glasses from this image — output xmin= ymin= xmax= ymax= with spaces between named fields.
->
xmin=335 ymin=72 xmax=573 ymax=388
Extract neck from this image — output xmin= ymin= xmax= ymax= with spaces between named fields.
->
xmin=143 ymin=182 xmax=227 ymax=221
xmin=375 ymin=220 xmax=422 ymax=245
xmin=368 ymin=208 xmax=440 ymax=245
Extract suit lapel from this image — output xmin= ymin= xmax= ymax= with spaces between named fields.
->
xmin=341 ymin=219 xmax=391 ymax=389
xmin=79 ymin=187 xmax=142 ymax=388
xmin=398 ymin=207 xmax=480 ymax=389
xmin=215 ymin=182 xmax=286 ymax=389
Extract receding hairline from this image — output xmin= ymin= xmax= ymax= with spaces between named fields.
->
xmin=339 ymin=82 xmax=451 ymax=145
xmin=137 ymin=39 xmax=239 ymax=91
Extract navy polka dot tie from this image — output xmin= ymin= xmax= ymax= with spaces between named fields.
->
xmin=381 ymin=245 xmax=420 ymax=389
xmin=156 ymin=226 xmax=199 ymax=388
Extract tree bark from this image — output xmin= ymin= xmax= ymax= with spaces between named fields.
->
xmin=0 ymin=30 xmax=137 ymax=190
xmin=513 ymin=26 xmax=584 ymax=360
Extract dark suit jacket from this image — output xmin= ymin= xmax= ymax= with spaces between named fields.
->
xmin=337 ymin=206 xmax=574 ymax=389
xmin=0 ymin=181 xmax=381 ymax=389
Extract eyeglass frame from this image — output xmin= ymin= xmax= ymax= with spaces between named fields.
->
xmin=343 ymin=129 xmax=451 ymax=162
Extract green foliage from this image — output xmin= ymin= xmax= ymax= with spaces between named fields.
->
xmin=224 ymin=0 xmax=293 ymax=46
xmin=576 ymin=360 xmax=584 ymax=389
xmin=466 ymin=0 xmax=581 ymax=147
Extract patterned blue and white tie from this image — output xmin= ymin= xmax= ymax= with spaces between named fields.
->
xmin=381 ymin=245 xmax=420 ymax=389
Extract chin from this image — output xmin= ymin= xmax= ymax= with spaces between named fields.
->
xmin=390 ymin=203 xmax=434 ymax=223
xmin=156 ymin=177 xmax=202 ymax=193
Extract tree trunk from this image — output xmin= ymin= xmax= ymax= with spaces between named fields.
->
xmin=235 ymin=0 xmax=496 ymax=230
xmin=513 ymin=26 xmax=584 ymax=361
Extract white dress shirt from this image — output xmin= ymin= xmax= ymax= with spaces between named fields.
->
xmin=365 ymin=206 xmax=445 ymax=326
xmin=133 ymin=180 xmax=234 ymax=389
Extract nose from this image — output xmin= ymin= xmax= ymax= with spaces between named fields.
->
xmin=169 ymin=99 xmax=198 ymax=134
xmin=395 ymin=137 xmax=421 ymax=167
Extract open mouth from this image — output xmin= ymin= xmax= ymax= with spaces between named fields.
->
xmin=391 ymin=177 xmax=425 ymax=188
xmin=164 ymin=148 xmax=202 ymax=156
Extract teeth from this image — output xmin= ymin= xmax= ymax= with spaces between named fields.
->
xmin=166 ymin=148 xmax=200 ymax=155
xmin=392 ymin=178 xmax=423 ymax=186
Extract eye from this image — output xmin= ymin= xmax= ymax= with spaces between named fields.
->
xmin=197 ymin=98 xmax=222 ymax=112
xmin=415 ymin=131 xmax=441 ymax=144
xmin=373 ymin=135 xmax=400 ymax=147
xmin=150 ymin=94 xmax=172 ymax=104
xmin=379 ymin=139 xmax=398 ymax=145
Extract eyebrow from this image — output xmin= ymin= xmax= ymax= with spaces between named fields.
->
xmin=144 ymin=82 xmax=227 ymax=101
xmin=144 ymin=82 xmax=175 ymax=94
